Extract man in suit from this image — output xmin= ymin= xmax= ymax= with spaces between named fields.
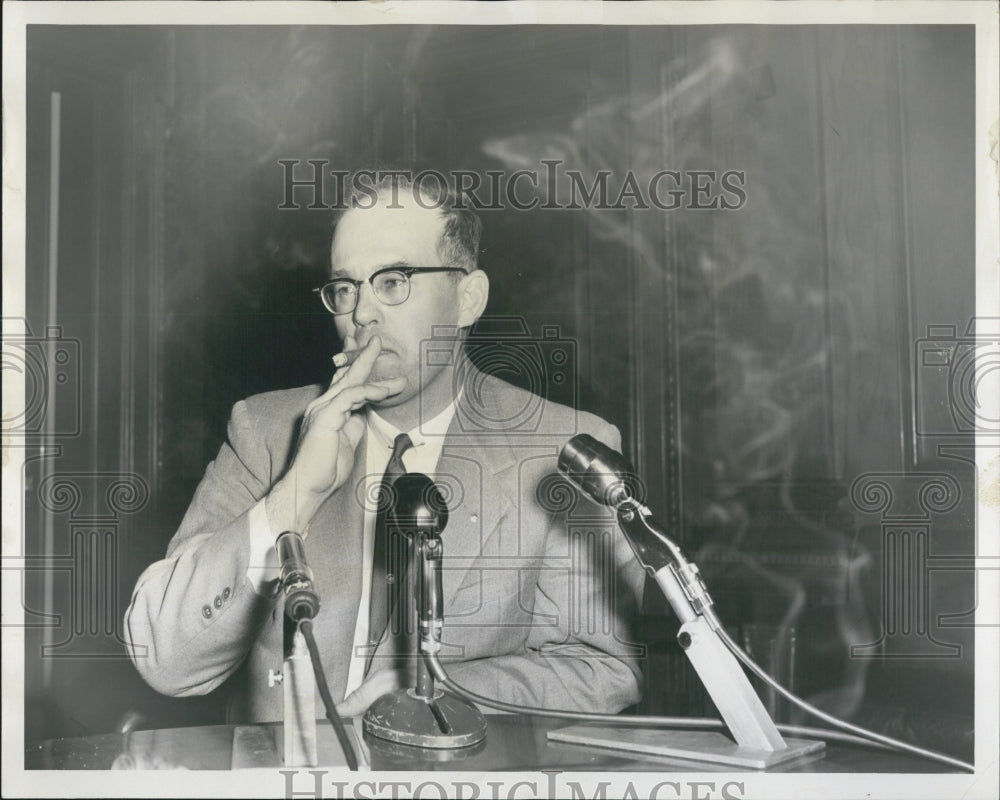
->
xmin=124 ymin=174 xmax=644 ymax=722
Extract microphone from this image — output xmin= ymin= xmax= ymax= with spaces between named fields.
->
xmin=386 ymin=473 xmax=447 ymax=695
xmin=388 ymin=473 xmax=449 ymax=536
xmin=555 ymin=435 xmax=829 ymax=769
xmin=557 ymin=434 xmax=638 ymax=509
xmin=558 ymin=434 xmax=687 ymax=574
xmin=275 ymin=531 xmax=320 ymax=621
xmin=558 ymin=435 xmax=715 ymax=621
xmin=362 ymin=472 xmax=488 ymax=750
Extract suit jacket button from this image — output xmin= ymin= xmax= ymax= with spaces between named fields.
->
xmin=213 ymin=595 xmax=223 ymax=609
xmin=222 ymin=586 xmax=231 ymax=600
xmin=202 ymin=605 xmax=212 ymax=618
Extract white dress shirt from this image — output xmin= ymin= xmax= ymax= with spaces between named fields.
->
xmin=245 ymin=398 xmax=459 ymax=698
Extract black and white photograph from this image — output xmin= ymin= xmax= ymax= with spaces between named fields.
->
xmin=2 ymin=2 xmax=997 ymax=798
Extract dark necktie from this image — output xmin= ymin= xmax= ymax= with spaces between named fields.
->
xmin=365 ymin=432 xmax=413 ymax=676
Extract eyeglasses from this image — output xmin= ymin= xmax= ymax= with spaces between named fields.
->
xmin=314 ymin=266 xmax=468 ymax=315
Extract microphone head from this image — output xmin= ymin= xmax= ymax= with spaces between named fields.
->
xmin=275 ymin=530 xmax=313 ymax=587
xmin=558 ymin=434 xmax=638 ymax=509
xmin=389 ymin=473 xmax=449 ymax=534
xmin=274 ymin=531 xmax=320 ymax=621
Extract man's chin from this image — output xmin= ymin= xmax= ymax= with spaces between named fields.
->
xmin=369 ymin=361 xmax=400 ymax=384
xmin=369 ymin=377 xmax=410 ymax=406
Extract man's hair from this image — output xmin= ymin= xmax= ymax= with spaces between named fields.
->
xmin=333 ymin=168 xmax=482 ymax=273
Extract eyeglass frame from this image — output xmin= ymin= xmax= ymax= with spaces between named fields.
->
xmin=313 ymin=265 xmax=469 ymax=315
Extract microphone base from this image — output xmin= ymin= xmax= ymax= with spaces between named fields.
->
xmin=362 ymin=689 xmax=487 ymax=749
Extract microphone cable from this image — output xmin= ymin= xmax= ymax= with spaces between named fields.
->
xmin=298 ymin=619 xmax=359 ymax=771
xmin=551 ymin=435 xmax=973 ymax=772
xmin=424 ymin=642 xmax=973 ymax=772
xmin=702 ymin=607 xmax=973 ymax=771
xmin=276 ymin=531 xmax=359 ymax=769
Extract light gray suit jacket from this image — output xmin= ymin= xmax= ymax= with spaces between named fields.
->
xmin=125 ymin=370 xmax=644 ymax=722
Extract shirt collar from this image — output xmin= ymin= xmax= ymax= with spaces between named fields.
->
xmin=366 ymin=392 xmax=461 ymax=450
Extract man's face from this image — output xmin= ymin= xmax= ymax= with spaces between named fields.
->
xmin=329 ymin=197 xmax=463 ymax=407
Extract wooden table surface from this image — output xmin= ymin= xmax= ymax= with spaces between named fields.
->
xmin=25 ymin=715 xmax=957 ymax=773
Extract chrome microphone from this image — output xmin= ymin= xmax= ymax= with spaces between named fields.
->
xmin=558 ymin=435 xmax=716 ymax=622
xmin=363 ymin=472 xmax=487 ymax=750
xmin=387 ymin=473 xmax=448 ymax=698
xmin=275 ymin=531 xmax=320 ymax=621
xmin=557 ymin=433 xmax=638 ymax=509
xmin=388 ymin=472 xmax=449 ymax=536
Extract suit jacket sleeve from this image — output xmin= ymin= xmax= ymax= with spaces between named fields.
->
xmin=123 ymin=399 xmax=279 ymax=696
xmin=443 ymin=419 xmax=645 ymax=713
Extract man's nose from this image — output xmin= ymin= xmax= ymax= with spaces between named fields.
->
xmin=352 ymin=282 xmax=382 ymax=327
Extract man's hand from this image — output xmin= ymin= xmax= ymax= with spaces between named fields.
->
xmin=336 ymin=668 xmax=409 ymax=718
xmin=266 ymin=336 xmax=406 ymax=533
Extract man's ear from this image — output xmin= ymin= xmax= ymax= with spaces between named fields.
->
xmin=457 ymin=269 xmax=489 ymax=327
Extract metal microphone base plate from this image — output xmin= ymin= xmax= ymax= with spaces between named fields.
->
xmin=548 ymin=726 xmax=825 ymax=769
xmin=363 ymin=689 xmax=487 ymax=749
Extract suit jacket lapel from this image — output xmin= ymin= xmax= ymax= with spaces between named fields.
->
xmin=437 ymin=371 xmax=520 ymax=609
xmin=301 ymin=425 xmax=369 ymax=696
xmin=296 ymin=373 xmax=530 ymax=673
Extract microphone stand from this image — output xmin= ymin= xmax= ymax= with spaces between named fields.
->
xmin=610 ymin=503 xmax=824 ymax=766
xmin=281 ymin=626 xmax=318 ymax=767
xmin=273 ymin=531 xmax=358 ymax=770
xmin=273 ymin=531 xmax=320 ymax=767
xmin=362 ymin=475 xmax=487 ymax=749
xmin=362 ymin=530 xmax=487 ymax=749
xmin=557 ymin=435 xmax=824 ymax=769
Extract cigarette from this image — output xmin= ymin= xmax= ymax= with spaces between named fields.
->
xmin=332 ymin=350 xmax=360 ymax=369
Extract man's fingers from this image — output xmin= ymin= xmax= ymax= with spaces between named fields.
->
xmin=342 ymin=413 xmax=366 ymax=451
xmin=329 ymin=380 xmax=403 ymax=412
xmin=334 ymin=689 xmax=371 ymax=719
xmin=332 ymin=331 xmax=364 ymax=370
xmin=308 ymin=373 xmax=399 ymax=414
xmin=319 ymin=336 xmax=382 ymax=399
xmin=335 ymin=669 xmax=406 ymax=718
xmin=304 ymin=380 xmax=405 ymax=427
